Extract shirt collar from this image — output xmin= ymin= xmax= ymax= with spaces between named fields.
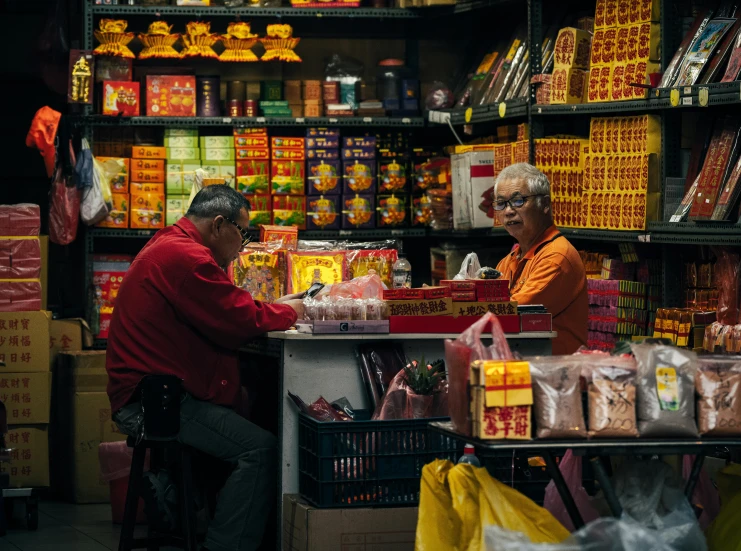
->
xmin=510 ymin=224 xmax=560 ymax=261
xmin=174 ymin=217 xmax=205 ymax=246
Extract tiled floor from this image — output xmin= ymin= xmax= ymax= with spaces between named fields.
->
xmin=1 ymin=502 xmax=179 ymax=551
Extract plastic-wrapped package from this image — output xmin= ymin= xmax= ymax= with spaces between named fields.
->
xmin=328 ymin=273 xmax=385 ymax=299
xmin=444 ymin=313 xmax=513 ymax=435
xmin=287 ymin=391 xmax=351 ymax=422
xmin=0 ymin=204 xmax=41 ymax=236
xmin=631 ymin=343 xmax=699 ymax=437
xmin=372 ymin=367 xmax=448 ymax=420
xmin=454 ymin=253 xmax=482 ymax=280
xmin=696 ymin=355 xmax=741 ymax=435
xmin=529 ymin=357 xmax=587 ymax=439
xmin=425 ymin=81 xmax=455 ymax=110
xmin=585 ymin=356 xmax=639 ymax=438
xmin=714 ymin=247 xmax=741 ymax=325
xmin=355 ymin=342 xmax=407 ymax=410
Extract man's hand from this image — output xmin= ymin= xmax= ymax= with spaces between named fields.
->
xmin=275 ymin=292 xmax=306 ymax=304
xmin=281 ymin=299 xmax=305 ymax=319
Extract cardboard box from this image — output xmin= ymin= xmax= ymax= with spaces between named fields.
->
xmin=166 ymin=196 xmax=189 ymax=226
xmin=236 ymin=147 xmax=270 ymax=161
xmin=0 ymin=371 xmax=51 ymax=424
xmin=166 ymin=160 xmax=201 ymax=195
xmin=386 ymin=298 xmax=453 ymax=317
xmin=49 ymin=318 xmax=85 ymax=368
xmin=96 ymin=193 xmax=129 ymax=228
xmin=244 ymin=195 xmax=271 ymax=227
xmin=167 ymin=147 xmax=200 ymax=161
xmin=550 ymin=68 xmax=588 ymax=105
xmin=145 ymin=75 xmax=196 ymax=117
xmin=341 ymin=194 xmax=375 ymax=229
xmin=0 ymin=311 xmax=51 ymax=372
xmin=131 ymin=146 xmax=166 ymax=160
xmin=521 ymin=313 xmax=553 ymax=332
xmin=306 ymin=195 xmax=340 ymax=230
xmin=130 ymin=182 xmax=165 ymax=194
xmin=272 ymin=195 xmax=307 ymax=229
xmin=200 ymin=148 xmax=235 ymax=162
xmin=342 ymin=160 xmax=376 ymax=195
xmin=272 ymin=149 xmax=306 ymax=161
xmin=131 ymin=169 xmax=165 ymax=184
xmin=452 ymin=302 xmax=518 ymax=317
xmin=130 ymin=192 xmax=165 ymax=229
xmin=552 ymin=27 xmax=592 ymax=70
xmin=1 ymin=425 xmax=49 ymax=487
xmin=306 ymin=136 xmax=339 ymax=149
xmin=377 ymin=194 xmax=408 ymax=228
xmin=0 ymin=237 xmax=41 ymax=280
xmin=0 ymin=280 xmax=41 ymax=313
xmin=235 ymin=136 xmax=268 ymax=148
xmin=271 ymin=161 xmax=305 ymax=195
xmin=236 ymin=160 xmax=271 ymax=195
xmin=307 ymin=160 xmax=341 ymax=196
xmin=131 ymin=159 xmax=165 ymax=172
xmin=40 ymin=236 xmax=48 ymax=311
xmin=283 ymin=494 xmax=417 ymax=551
xmin=101 ymin=81 xmax=140 ymax=116
xmin=164 ymin=136 xmax=198 ymax=148
xmin=201 ymin=160 xmax=235 ymax=187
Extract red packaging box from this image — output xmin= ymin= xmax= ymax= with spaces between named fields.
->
xmin=235 ymin=136 xmax=269 ymax=148
xmin=0 ymin=281 xmax=42 ymax=312
xmin=272 ymin=149 xmax=306 ymax=161
xmin=388 ymin=315 xmax=521 ymax=334
xmin=236 ymin=147 xmax=270 ymax=160
xmin=401 ymin=289 xmax=425 ymax=300
xmin=102 ymin=80 xmax=140 ymax=116
xmin=271 ymin=137 xmax=305 ymax=150
xmin=441 ymin=280 xmax=476 ymax=291
xmin=423 ymin=286 xmax=452 ymax=300
xmin=382 ymin=289 xmax=405 ymax=300
xmin=452 ymin=290 xmax=477 ymax=302
xmin=0 ymin=239 xmax=41 ymax=279
xmin=0 ymin=205 xmax=40 ymax=237
xmin=521 ymin=313 xmax=553 ymax=332
xmin=145 ymin=75 xmax=196 ymax=117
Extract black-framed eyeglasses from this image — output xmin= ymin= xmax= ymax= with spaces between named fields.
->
xmin=225 ymin=217 xmax=252 ymax=248
xmin=493 ymin=194 xmax=544 ymax=212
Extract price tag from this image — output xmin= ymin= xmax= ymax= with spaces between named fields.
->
xmin=498 ymin=102 xmax=506 ymax=118
xmin=683 ymin=87 xmax=692 ymax=95
xmin=222 ymin=117 xmax=232 ymax=124
xmin=402 ymin=117 xmax=411 ymax=124
xmin=682 ymin=96 xmax=692 ymax=106
xmin=537 ymin=107 xmax=543 ymax=114
xmin=363 ymin=117 xmax=372 ymax=123
xmin=391 ymin=230 xmax=404 ymax=236
xmin=670 ymin=89 xmax=680 ymax=107
xmin=698 ymin=87 xmax=709 ymax=106
xmin=329 ymin=118 xmax=338 ymax=123
xmin=256 ymin=117 xmax=266 ymax=123
xmin=295 ymin=117 xmax=305 ymax=123
xmin=339 ymin=230 xmax=352 ymax=237
xmin=465 ymin=108 xmax=473 ymax=123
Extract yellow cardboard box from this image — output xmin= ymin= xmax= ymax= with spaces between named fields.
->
xmin=40 ymin=236 xmax=48 ymax=311
xmin=0 ymin=311 xmax=51 ymax=372
xmin=451 ymin=302 xmax=518 ymax=317
xmin=0 ymin=425 xmax=49 ymax=487
xmin=0 ymin=372 xmax=51 ymax=425
xmin=49 ymin=318 xmax=89 ymax=369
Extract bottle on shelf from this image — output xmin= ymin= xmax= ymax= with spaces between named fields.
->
xmin=392 ymin=249 xmax=412 ymax=289
xmin=457 ymin=444 xmax=480 ymax=467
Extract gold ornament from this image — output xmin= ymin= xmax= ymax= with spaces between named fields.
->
xmin=261 ymin=24 xmax=301 ymax=63
xmin=139 ymin=21 xmax=181 ymax=59
xmin=181 ymin=21 xmax=220 ymax=59
xmin=220 ymin=22 xmax=259 ymax=62
xmin=93 ymin=19 xmax=135 ymax=58
xmin=70 ymin=56 xmax=92 ymax=103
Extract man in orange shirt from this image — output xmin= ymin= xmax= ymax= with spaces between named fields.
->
xmin=494 ymin=163 xmax=588 ymax=354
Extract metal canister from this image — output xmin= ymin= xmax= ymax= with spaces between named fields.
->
xmin=227 ymin=99 xmax=243 ymax=117
xmin=227 ymin=80 xmax=246 ymax=102
xmin=244 ymin=100 xmax=258 ymax=117
xmin=197 ymin=76 xmax=221 ymax=117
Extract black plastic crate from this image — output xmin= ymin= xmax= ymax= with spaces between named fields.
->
xmin=298 ymin=410 xmax=460 ymax=507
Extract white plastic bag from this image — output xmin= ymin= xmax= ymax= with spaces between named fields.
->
xmin=80 ymin=140 xmax=109 ymax=225
xmin=187 ymin=168 xmax=208 ymax=209
xmin=454 ymin=252 xmax=482 ymax=280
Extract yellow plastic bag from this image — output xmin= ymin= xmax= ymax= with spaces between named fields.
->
xmin=707 ymin=463 xmax=741 ymax=551
xmin=416 ymin=459 xmax=569 ymax=551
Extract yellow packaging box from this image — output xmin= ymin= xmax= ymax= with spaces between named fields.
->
xmin=635 ymin=22 xmax=661 ymax=62
xmin=1 ymin=425 xmax=49 ymax=487
xmin=0 ymin=311 xmax=51 ymax=373
xmin=96 ymin=193 xmax=129 ymax=229
xmin=549 ymin=68 xmax=588 ymax=105
xmin=552 ymin=27 xmax=592 ymax=70
xmin=40 ymin=236 xmax=48 ymax=311
xmin=0 ymin=372 xmax=51 ymax=424
xmin=632 ymin=0 xmax=660 ymax=24
xmin=49 ymin=318 xmax=86 ymax=368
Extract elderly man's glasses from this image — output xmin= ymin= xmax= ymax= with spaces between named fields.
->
xmin=493 ymin=194 xmax=545 ymax=212
xmin=225 ymin=217 xmax=252 ymax=248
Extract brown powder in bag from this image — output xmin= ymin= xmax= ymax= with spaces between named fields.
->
xmin=532 ymin=364 xmax=587 ymax=439
xmin=588 ymin=372 xmax=639 ymax=438
xmin=697 ymin=363 xmax=741 ymax=436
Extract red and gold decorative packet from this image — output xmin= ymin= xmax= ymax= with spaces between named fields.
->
xmin=287 ymin=251 xmax=346 ymax=294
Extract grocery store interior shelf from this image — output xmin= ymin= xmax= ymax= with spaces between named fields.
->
xmin=428 ymin=98 xmax=528 ymax=126
xmin=73 ymin=115 xmax=425 ymax=128
xmin=90 ymin=4 xmax=421 ymax=18
xmin=648 ymin=221 xmax=741 ymax=234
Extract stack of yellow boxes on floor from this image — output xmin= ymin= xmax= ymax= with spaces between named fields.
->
xmin=52 ymin=351 xmax=126 ymax=503
xmin=588 ymin=0 xmax=660 ymax=102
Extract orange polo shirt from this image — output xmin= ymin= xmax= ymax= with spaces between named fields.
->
xmin=496 ymin=225 xmax=588 ymax=355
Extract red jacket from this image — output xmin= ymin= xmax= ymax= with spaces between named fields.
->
xmin=106 ymin=218 xmax=297 ymax=413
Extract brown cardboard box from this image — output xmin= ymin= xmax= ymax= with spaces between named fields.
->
xmin=0 ymin=372 xmax=51 ymax=424
xmin=0 ymin=425 xmax=49 ymax=487
xmin=40 ymin=236 xmax=48 ymax=310
xmin=49 ymin=318 xmax=89 ymax=368
xmin=53 ymin=351 xmax=124 ymax=502
xmin=282 ymin=494 xmax=417 ymax=551
xmin=0 ymin=311 xmax=51 ymax=372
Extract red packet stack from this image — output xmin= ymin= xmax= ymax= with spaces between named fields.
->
xmin=0 ymin=205 xmax=42 ymax=312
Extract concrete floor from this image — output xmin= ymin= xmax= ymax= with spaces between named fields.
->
xmin=0 ymin=502 xmax=178 ymax=551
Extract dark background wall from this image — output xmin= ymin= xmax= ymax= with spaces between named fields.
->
xmin=0 ymin=0 xmax=85 ymax=318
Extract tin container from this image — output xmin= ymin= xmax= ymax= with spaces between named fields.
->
xmin=197 ymin=76 xmax=220 ymax=117
xmin=244 ymin=99 xmax=258 ymax=117
xmin=228 ymin=99 xmax=243 ymax=117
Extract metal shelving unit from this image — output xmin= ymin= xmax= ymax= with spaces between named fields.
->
xmin=428 ymin=98 xmax=528 ymax=126
xmin=90 ymin=4 xmax=420 ymax=17
xmin=74 ymin=115 xmax=425 ymax=128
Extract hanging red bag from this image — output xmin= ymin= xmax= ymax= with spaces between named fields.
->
xmin=443 ymin=313 xmax=513 ymax=435
xmin=49 ymin=144 xmax=80 ymax=246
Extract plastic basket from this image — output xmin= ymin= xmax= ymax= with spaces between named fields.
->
xmin=298 ymin=410 xmax=460 ymax=507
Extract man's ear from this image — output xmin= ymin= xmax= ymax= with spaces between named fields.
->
xmin=542 ymin=195 xmax=551 ymax=214
xmin=211 ymin=215 xmax=224 ymax=238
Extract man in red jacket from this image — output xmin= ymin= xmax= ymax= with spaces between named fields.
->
xmin=107 ymin=185 xmax=302 ymax=551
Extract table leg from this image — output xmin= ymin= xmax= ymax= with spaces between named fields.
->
xmin=542 ymin=450 xmax=584 ymax=529
xmin=684 ymin=454 xmax=705 ymax=500
xmin=589 ymin=456 xmax=622 ymax=517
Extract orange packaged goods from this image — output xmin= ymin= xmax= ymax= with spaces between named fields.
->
xmin=145 ymin=75 xmax=196 ymax=117
xmin=131 ymin=146 xmax=166 ymax=160
xmin=129 ymin=192 xmax=164 ymax=229
xmin=96 ymin=193 xmax=129 ymax=228
xmin=131 ymin=158 xmax=165 ymax=172
xmin=129 ymin=182 xmax=164 ymax=194
xmin=260 ymin=225 xmax=298 ymax=250
xmin=131 ymin=169 xmax=164 ymax=183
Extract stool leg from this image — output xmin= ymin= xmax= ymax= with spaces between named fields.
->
xmin=119 ymin=445 xmax=147 ymax=551
xmin=179 ymin=448 xmax=198 ymax=551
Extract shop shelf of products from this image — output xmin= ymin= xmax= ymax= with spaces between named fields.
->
xmin=75 ymin=115 xmax=425 ymax=128
xmin=429 ymin=227 xmax=643 ymax=242
xmin=90 ymin=4 xmax=420 ymax=19
xmin=532 ymin=97 xmax=669 ymax=116
xmin=428 ymin=98 xmax=528 ymax=126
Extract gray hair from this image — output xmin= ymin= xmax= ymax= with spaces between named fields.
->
xmin=494 ymin=163 xmax=551 ymax=206
xmin=186 ymin=184 xmax=251 ymax=220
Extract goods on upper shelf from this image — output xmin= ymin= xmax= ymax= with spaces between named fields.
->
xmin=93 ymin=0 xmax=449 ymax=8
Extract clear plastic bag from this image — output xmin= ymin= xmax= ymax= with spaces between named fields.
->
xmin=372 ymin=368 xmax=448 ymax=420
xmin=529 ymin=357 xmax=587 ymax=439
xmin=444 ymin=313 xmax=513 ymax=435
xmin=585 ymin=356 xmax=639 ymax=438
xmin=425 ymin=81 xmax=455 ymax=110
xmin=696 ymin=356 xmax=741 ymax=436
xmin=455 ymin=252 xmax=482 ymax=280
xmin=631 ymin=343 xmax=699 ymax=437
xmin=543 ymin=451 xmax=599 ymax=532
xmin=328 ymin=273 xmax=385 ymax=299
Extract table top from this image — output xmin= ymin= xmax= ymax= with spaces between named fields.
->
xmin=430 ymin=421 xmax=741 ymax=456
xmin=265 ymin=331 xmax=557 ymax=341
